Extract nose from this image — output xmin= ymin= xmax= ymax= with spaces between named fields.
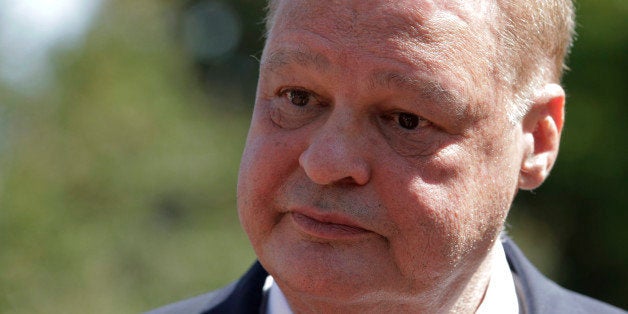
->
xmin=298 ymin=113 xmax=371 ymax=186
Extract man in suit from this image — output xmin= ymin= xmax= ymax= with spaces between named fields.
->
xmin=150 ymin=0 xmax=624 ymax=313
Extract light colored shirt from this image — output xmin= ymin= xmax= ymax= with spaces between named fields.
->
xmin=263 ymin=276 xmax=292 ymax=314
xmin=265 ymin=241 xmax=519 ymax=314
xmin=475 ymin=240 xmax=520 ymax=314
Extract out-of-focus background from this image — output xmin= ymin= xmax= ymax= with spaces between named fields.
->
xmin=0 ymin=0 xmax=625 ymax=312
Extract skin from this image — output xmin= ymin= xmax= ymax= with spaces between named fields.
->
xmin=237 ymin=0 xmax=565 ymax=312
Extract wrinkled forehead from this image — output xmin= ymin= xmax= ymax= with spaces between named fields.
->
xmin=268 ymin=0 xmax=495 ymax=46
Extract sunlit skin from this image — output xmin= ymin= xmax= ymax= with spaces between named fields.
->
xmin=237 ymin=0 xmax=564 ymax=312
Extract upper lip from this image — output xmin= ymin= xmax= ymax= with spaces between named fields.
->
xmin=288 ymin=206 xmax=371 ymax=232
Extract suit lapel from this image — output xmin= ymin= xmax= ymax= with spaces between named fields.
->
xmin=204 ymin=261 xmax=269 ymax=314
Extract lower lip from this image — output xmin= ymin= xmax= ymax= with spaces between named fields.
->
xmin=290 ymin=212 xmax=370 ymax=240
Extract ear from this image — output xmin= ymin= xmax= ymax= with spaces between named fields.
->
xmin=518 ymin=83 xmax=565 ymax=190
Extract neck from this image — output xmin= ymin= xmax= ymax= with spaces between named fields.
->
xmin=278 ymin=242 xmax=500 ymax=314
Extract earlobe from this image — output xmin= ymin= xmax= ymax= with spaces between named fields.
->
xmin=518 ymin=84 xmax=565 ymax=190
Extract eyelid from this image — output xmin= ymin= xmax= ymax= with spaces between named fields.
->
xmin=269 ymin=91 xmax=325 ymax=130
xmin=376 ymin=111 xmax=439 ymax=158
xmin=278 ymin=86 xmax=312 ymax=97
xmin=387 ymin=110 xmax=431 ymax=126
xmin=377 ymin=112 xmax=435 ymax=138
xmin=278 ymin=87 xmax=329 ymax=107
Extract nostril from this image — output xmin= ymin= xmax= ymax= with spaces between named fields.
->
xmin=334 ymin=176 xmax=363 ymax=187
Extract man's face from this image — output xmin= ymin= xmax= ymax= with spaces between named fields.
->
xmin=238 ymin=0 xmax=526 ymax=307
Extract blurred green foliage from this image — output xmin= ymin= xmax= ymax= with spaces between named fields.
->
xmin=0 ymin=0 xmax=625 ymax=313
xmin=0 ymin=1 xmax=255 ymax=312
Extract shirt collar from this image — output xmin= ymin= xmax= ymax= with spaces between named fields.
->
xmin=265 ymin=276 xmax=293 ymax=314
xmin=476 ymin=240 xmax=520 ymax=314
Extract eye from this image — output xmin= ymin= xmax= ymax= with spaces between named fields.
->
xmin=379 ymin=111 xmax=438 ymax=158
xmin=379 ymin=110 xmax=433 ymax=138
xmin=394 ymin=112 xmax=431 ymax=130
xmin=269 ymin=87 xmax=326 ymax=129
xmin=285 ymin=89 xmax=315 ymax=107
xmin=398 ymin=112 xmax=419 ymax=129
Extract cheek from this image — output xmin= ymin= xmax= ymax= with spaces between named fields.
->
xmin=237 ymin=112 xmax=305 ymax=240
xmin=374 ymin=140 xmax=516 ymax=273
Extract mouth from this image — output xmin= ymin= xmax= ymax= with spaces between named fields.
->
xmin=289 ymin=210 xmax=372 ymax=240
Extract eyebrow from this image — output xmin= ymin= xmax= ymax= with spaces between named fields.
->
xmin=262 ymin=49 xmax=331 ymax=73
xmin=372 ymin=71 xmax=467 ymax=108
xmin=261 ymin=48 xmax=468 ymax=118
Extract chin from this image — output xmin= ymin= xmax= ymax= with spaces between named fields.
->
xmin=257 ymin=231 xmax=405 ymax=303
xmin=268 ymin=258 xmax=377 ymax=302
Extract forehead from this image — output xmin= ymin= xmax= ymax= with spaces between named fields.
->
xmin=269 ymin=0 xmax=494 ymax=46
xmin=266 ymin=0 xmax=498 ymax=103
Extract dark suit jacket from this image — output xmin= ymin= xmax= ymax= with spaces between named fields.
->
xmin=146 ymin=239 xmax=625 ymax=313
